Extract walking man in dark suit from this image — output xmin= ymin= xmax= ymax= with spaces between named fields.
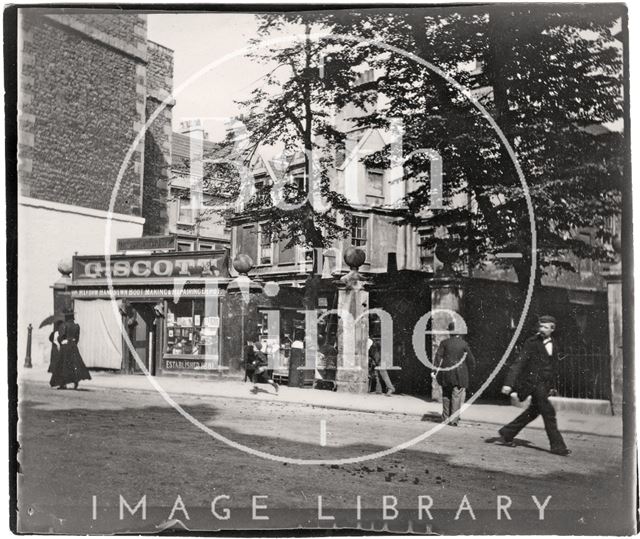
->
xmin=434 ymin=322 xmax=475 ymax=426
xmin=498 ymin=315 xmax=571 ymax=456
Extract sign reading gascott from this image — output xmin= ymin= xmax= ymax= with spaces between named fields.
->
xmin=72 ymin=252 xmax=230 ymax=282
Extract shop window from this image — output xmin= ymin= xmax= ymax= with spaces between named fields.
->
xmin=165 ymin=298 xmax=220 ymax=370
xmin=198 ymin=242 xmax=214 ymax=251
xmin=256 ymin=308 xmax=306 ymax=372
xmin=351 ymin=215 xmax=368 ymax=248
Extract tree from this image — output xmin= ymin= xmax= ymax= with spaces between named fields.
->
xmin=234 ymin=13 xmax=373 ymax=251
xmin=329 ymin=4 xmax=624 ymax=291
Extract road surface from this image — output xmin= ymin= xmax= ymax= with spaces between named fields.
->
xmin=15 ymin=379 xmax=629 ymax=534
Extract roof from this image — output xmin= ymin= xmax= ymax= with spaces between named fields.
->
xmin=170 ymin=132 xmax=239 ymax=198
xmin=171 ymin=132 xmax=232 ymax=168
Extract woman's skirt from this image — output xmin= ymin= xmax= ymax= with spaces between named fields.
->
xmin=47 ymin=345 xmax=60 ymax=374
xmin=50 ymin=342 xmax=92 ymax=387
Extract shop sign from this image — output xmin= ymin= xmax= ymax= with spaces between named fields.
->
xmin=70 ymin=287 xmax=225 ymax=298
xmin=164 ymin=358 xmax=204 ymax=370
xmin=73 ymin=251 xmax=229 ymax=282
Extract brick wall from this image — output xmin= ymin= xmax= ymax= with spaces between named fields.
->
xmin=142 ymin=40 xmax=174 ymax=235
xmin=18 ymin=11 xmax=147 ymax=216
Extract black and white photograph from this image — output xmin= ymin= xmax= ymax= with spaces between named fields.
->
xmin=7 ymin=2 xmax=635 ymax=535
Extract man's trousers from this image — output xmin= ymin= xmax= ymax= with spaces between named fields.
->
xmin=500 ymin=384 xmax=567 ymax=450
xmin=442 ymin=385 xmax=466 ymax=425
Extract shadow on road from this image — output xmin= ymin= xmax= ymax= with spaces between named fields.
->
xmin=421 ymin=412 xmax=442 ymax=423
xmin=15 ymin=384 xmax=629 ymax=536
xmin=484 ymin=436 xmax=554 ymax=455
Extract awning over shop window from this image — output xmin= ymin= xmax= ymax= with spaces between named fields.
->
xmin=75 ymin=299 xmax=123 ymax=369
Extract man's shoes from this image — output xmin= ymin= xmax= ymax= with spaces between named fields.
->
xmin=551 ymin=448 xmax=571 ymax=456
xmin=497 ymin=429 xmax=516 ymax=446
xmin=498 ymin=437 xmax=516 ymax=447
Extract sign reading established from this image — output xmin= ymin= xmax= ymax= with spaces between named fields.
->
xmin=164 ymin=359 xmax=204 ymax=370
xmin=73 ymin=251 xmax=230 ymax=282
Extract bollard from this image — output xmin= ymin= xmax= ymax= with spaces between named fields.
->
xmin=24 ymin=323 xmax=33 ymax=368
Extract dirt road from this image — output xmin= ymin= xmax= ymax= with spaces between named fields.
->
xmin=16 ymin=380 xmax=629 ymax=534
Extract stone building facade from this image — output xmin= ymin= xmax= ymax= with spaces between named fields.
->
xmin=17 ymin=9 xmax=174 ymax=365
xmin=226 ymin=125 xmax=616 ymax=402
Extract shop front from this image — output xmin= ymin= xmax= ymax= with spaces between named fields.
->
xmin=67 ymin=250 xmax=233 ymax=376
xmin=62 ymin=249 xmax=432 ymax=391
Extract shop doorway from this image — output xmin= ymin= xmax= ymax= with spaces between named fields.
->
xmin=125 ymin=303 xmax=157 ymax=375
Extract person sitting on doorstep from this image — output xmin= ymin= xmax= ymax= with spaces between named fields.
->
xmin=250 ymin=341 xmax=279 ymax=395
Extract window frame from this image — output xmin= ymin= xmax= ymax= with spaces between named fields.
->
xmin=257 ymin=223 xmax=274 ymax=266
xmin=350 ymin=214 xmax=369 ymax=250
xmin=176 ymin=195 xmax=195 ymax=226
xmin=177 ymin=240 xmax=195 ymax=252
xmin=418 ymin=228 xmax=435 ymax=272
xmin=163 ymin=298 xmax=224 ymax=370
xmin=365 ymin=167 xmax=384 ymax=201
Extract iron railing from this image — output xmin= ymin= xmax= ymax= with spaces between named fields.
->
xmin=555 ymin=344 xmax=611 ymax=400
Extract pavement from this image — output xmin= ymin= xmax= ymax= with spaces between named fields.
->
xmin=17 ymin=366 xmax=622 ymax=438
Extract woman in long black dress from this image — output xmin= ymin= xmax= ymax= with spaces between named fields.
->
xmin=51 ymin=313 xmax=92 ymax=389
xmin=47 ymin=320 xmax=64 ymax=378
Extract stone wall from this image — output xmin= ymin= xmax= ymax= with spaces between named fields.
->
xmin=18 ymin=11 xmax=147 ymax=216
xmin=143 ymin=40 xmax=174 ymax=235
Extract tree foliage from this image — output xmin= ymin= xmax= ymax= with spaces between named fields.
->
xmin=234 ymin=13 xmax=374 ymax=249
xmin=331 ymin=4 xmax=624 ymax=286
xmin=235 ymin=6 xmax=624 ymax=287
